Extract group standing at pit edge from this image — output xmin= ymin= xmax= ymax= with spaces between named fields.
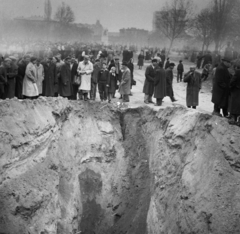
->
xmin=0 ymin=46 xmax=240 ymax=127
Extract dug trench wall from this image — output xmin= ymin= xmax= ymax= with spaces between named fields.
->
xmin=0 ymin=98 xmax=240 ymax=234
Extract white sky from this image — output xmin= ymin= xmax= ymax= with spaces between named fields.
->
xmin=0 ymin=0 xmax=210 ymax=32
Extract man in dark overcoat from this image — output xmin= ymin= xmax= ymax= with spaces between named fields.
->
xmin=166 ymin=63 xmax=177 ymax=102
xmin=70 ymin=58 xmax=79 ymax=100
xmin=154 ymin=62 xmax=166 ymax=106
xmin=211 ymin=57 xmax=231 ymax=117
xmin=143 ymin=58 xmax=158 ymax=104
xmin=90 ymin=59 xmax=101 ymax=100
xmin=229 ymin=64 xmax=240 ymax=124
xmin=42 ymin=57 xmax=57 ymax=97
xmin=184 ymin=66 xmax=202 ymax=109
xmin=59 ymin=57 xmax=72 ymax=99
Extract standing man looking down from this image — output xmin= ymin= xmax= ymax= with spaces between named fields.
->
xmin=166 ymin=63 xmax=177 ymax=102
xmin=154 ymin=62 xmax=166 ymax=106
xmin=211 ymin=57 xmax=231 ymax=117
xmin=143 ymin=58 xmax=158 ymax=104
xmin=184 ymin=66 xmax=202 ymax=109
xmin=119 ymin=62 xmax=131 ymax=103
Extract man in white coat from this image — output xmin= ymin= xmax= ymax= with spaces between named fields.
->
xmin=77 ymin=55 xmax=93 ymax=101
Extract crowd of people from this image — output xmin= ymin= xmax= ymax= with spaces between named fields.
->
xmin=0 ymin=41 xmax=137 ymax=103
xmin=0 ymin=40 xmax=239 ymax=126
xmin=142 ymin=53 xmax=240 ymax=127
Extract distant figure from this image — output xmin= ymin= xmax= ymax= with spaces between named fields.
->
xmin=143 ymin=58 xmax=158 ymax=104
xmin=160 ymin=52 xmax=166 ymax=65
xmin=201 ymin=63 xmax=212 ymax=81
xmin=202 ymin=51 xmax=212 ymax=68
xmin=154 ymin=62 xmax=166 ymax=106
xmin=177 ymin=60 xmax=184 ymax=82
xmin=166 ymin=63 xmax=177 ymax=102
xmin=165 ymin=58 xmax=170 ymax=69
xmin=137 ymin=51 xmax=144 ymax=69
xmin=224 ymin=42 xmax=233 ymax=61
xmin=184 ymin=66 xmax=202 ymax=109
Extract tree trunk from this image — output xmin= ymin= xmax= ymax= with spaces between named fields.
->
xmin=201 ymin=42 xmax=205 ymax=53
xmin=167 ymin=38 xmax=174 ymax=57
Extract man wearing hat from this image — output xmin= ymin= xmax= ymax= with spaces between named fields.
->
xmin=77 ymin=55 xmax=93 ymax=101
xmin=119 ymin=62 xmax=131 ymax=102
xmin=184 ymin=66 xmax=202 ymax=109
xmin=166 ymin=63 xmax=177 ymax=102
xmin=212 ymin=57 xmax=232 ymax=117
xmin=143 ymin=58 xmax=158 ymax=104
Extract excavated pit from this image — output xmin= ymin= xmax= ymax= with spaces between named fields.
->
xmin=1 ymin=98 xmax=240 ymax=234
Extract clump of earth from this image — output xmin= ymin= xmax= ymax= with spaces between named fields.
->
xmin=0 ymin=97 xmax=240 ymax=234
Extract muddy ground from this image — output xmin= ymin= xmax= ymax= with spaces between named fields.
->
xmin=0 ymin=98 xmax=240 ymax=234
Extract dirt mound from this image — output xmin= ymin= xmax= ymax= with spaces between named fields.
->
xmin=0 ymin=98 xmax=240 ymax=234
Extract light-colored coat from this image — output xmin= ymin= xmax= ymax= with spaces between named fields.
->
xmin=119 ymin=68 xmax=131 ymax=95
xmin=35 ymin=64 xmax=44 ymax=94
xmin=22 ymin=62 xmax=39 ymax=97
xmin=77 ymin=61 xmax=93 ymax=91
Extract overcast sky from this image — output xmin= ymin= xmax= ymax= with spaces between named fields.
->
xmin=0 ymin=0 xmax=210 ymax=32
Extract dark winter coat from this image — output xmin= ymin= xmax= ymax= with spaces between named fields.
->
xmin=143 ymin=65 xmax=155 ymax=96
xmin=59 ymin=63 xmax=72 ymax=97
xmin=229 ymin=69 xmax=240 ymax=115
xmin=98 ymin=69 xmax=109 ymax=83
xmin=43 ymin=62 xmax=57 ymax=97
xmin=154 ymin=67 xmax=166 ymax=99
xmin=177 ymin=63 xmax=184 ymax=72
xmin=211 ymin=63 xmax=230 ymax=108
xmin=137 ymin=54 xmax=144 ymax=66
xmin=166 ymin=68 xmax=174 ymax=97
xmin=92 ymin=63 xmax=101 ymax=84
xmin=71 ymin=62 xmax=78 ymax=84
xmin=107 ymin=72 xmax=118 ymax=93
xmin=165 ymin=60 xmax=170 ymax=70
xmin=16 ymin=60 xmax=27 ymax=99
xmin=184 ymin=71 xmax=202 ymax=107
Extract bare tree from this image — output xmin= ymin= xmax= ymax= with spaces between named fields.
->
xmin=55 ymin=2 xmax=75 ymax=24
xmin=210 ymin=0 xmax=238 ymax=51
xmin=44 ymin=0 xmax=52 ymax=21
xmin=155 ymin=0 xmax=193 ymax=55
xmin=192 ymin=9 xmax=214 ymax=53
